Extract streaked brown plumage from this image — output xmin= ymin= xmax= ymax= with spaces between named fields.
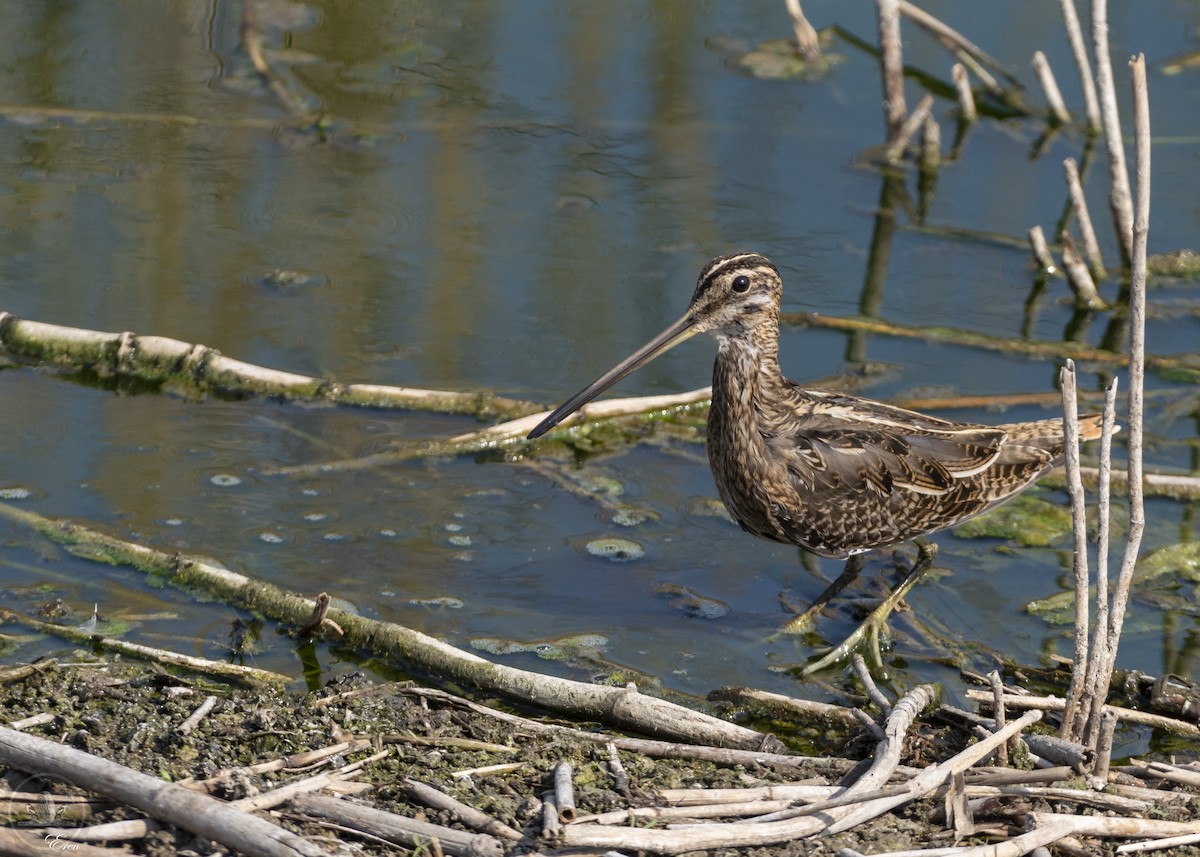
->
xmin=528 ymin=252 xmax=1103 ymax=561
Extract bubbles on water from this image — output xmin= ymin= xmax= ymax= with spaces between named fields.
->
xmin=0 ymin=486 xmax=35 ymax=500
xmin=583 ymin=537 xmax=645 ymax=562
xmin=209 ymin=474 xmax=244 ymax=488
xmin=553 ymin=194 xmax=596 ymax=212
xmin=258 ymin=531 xmax=286 ymax=544
xmin=408 ymin=596 xmax=465 ymax=609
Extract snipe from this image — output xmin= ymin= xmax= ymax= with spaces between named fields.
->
xmin=528 ymin=252 xmax=1103 ymax=624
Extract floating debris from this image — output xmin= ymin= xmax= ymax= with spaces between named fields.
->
xmin=610 ymin=507 xmax=652 ymax=527
xmin=654 ymin=583 xmax=731 ymax=619
xmin=734 ymin=37 xmax=842 ymax=80
xmin=470 ymin=633 xmax=608 ymax=662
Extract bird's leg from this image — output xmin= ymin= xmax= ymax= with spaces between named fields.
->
xmin=778 ymin=553 xmax=867 ymax=635
xmin=795 ymin=541 xmax=939 ymax=676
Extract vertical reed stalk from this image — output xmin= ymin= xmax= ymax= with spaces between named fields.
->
xmin=951 ymin=63 xmax=976 ymax=122
xmin=1063 ymin=158 xmax=1106 ymax=280
xmin=1058 ymin=359 xmax=1090 ymax=741
xmin=1091 ymin=0 xmax=1134 ymax=267
xmin=877 ymin=0 xmax=906 ymax=143
xmin=1083 ymin=54 xmax=1149 ymax=752
xmin=1060 ymin=0 xmax=1101 ymax=130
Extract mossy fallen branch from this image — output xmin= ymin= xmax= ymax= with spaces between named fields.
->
xmin=0 ymin=312 xmax=538 ymax=422
xmin=0 ymin=501 xmax=785 ymax=754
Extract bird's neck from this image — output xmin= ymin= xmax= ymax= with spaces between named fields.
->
xmin=711 ymin=326 xmax=784 ymax=403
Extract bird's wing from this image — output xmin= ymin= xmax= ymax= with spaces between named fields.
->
xmin=761 ymin=391 xmax=1012 ymax=497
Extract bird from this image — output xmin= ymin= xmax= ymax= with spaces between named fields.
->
xmin=527 ymin=252 xmax=1104 ymax=617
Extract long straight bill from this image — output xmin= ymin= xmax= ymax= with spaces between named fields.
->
xmin=526 ymin=313 xmax=699 ymax=438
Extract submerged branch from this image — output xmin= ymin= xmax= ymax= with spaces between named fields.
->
xmin=781 ymin=311 xmax=1199 ymax=379
xmin=0 ymin=610 xmax=289 ymax=686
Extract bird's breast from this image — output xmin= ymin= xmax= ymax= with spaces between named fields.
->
xmin=706 ymin=355 xmax=799 ymax=547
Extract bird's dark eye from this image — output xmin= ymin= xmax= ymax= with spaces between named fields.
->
xmin=732 ymin=275 xmax=751 ymax=293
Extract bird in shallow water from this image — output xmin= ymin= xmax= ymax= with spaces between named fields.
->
xmin=527 ymin=252 xmax=1104 ymax=622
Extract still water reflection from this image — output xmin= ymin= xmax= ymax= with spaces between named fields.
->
xmin=0 ymin=3 xmax=1197 ymax=716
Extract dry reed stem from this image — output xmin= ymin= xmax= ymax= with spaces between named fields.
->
xmin=1029 ymin=225 xmax=1058 ymax=273
xmin=553 ymin=761 xmax=577 ymax=823
xmin=951 ymin=63 xmax=976 ymax=122
xmin=1081 ymin=378 xmax=1119 ymax=751
xmin=964 ymin=691 xmax=1198 ymax=738
xmin=955 ymin=820 xmax=1081 ymax=857
xmin=897 ymin=1 xmax=1013 ymax=93
xmin=1117 ymin=833 xmax=1200 ymax=854
xmin=539 ymin=791 xmax=560 ymax=841
xmin=657 ymin=784 xmax=839 ymax=806
xmin=289 ymin=792 xmax=504 ymax=857
xmin=606 ymin=742 xmax=631 ymax=798
xmin=1088 ymin=52 xmax=1149 ymax=739
xmin=1033 ymin=50 xmax=1072 ymax=124
xmin=877 ymin=0 xmax=906 ymax=142
xmin=1063 ymin=157 xmax=1107 ymax=279
xmin=399 ymin=778 xmax=525 ymax=842
xmin=1091 ymin=708 xmax=1119 ymax=784
xmin=0 ymin=727 xmax=325 ymax=857
xmin=786 ymin=0 xmax=821 ymax=59
xmin=178 ymin=695 xmax=218 ymax=736
xmin=852 ymin=653 xmax=893 ymax=714
xmin=1061 ymin=0 xmax=1101 ymax=130
xmin=1028 ymin=813 xmax=1200 ymax=840
xmin=230 ymin=749 xmax=387 ymax=812
xmin=1058 ymin=359 xmax=1090 ymax=742
xmin=576 ymin=799 xmax=801 ymax=825
xmin=884 ymin=92 xmax=935 ymax=162
xmin=920 ymin=112 xmax=941 ymax=171
xmin=824 ymin=708 xmax=1043 ymax=835
xmin=1061 ymin=233 xmax=1105 ymax=308
xmin=560 ymin=686 xmax=953 ymax=853
xmin=986 ymin=670 xmax=1008 ymax=767
xmin=1092 ymin=0 xmax=1135 ymax=266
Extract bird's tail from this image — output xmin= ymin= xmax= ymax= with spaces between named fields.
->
xmin=1077 ymin=413 xmax=1114 ymax=441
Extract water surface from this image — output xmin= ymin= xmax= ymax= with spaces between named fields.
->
xmin=0 ymin=2 xmax=1196 ymax=723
